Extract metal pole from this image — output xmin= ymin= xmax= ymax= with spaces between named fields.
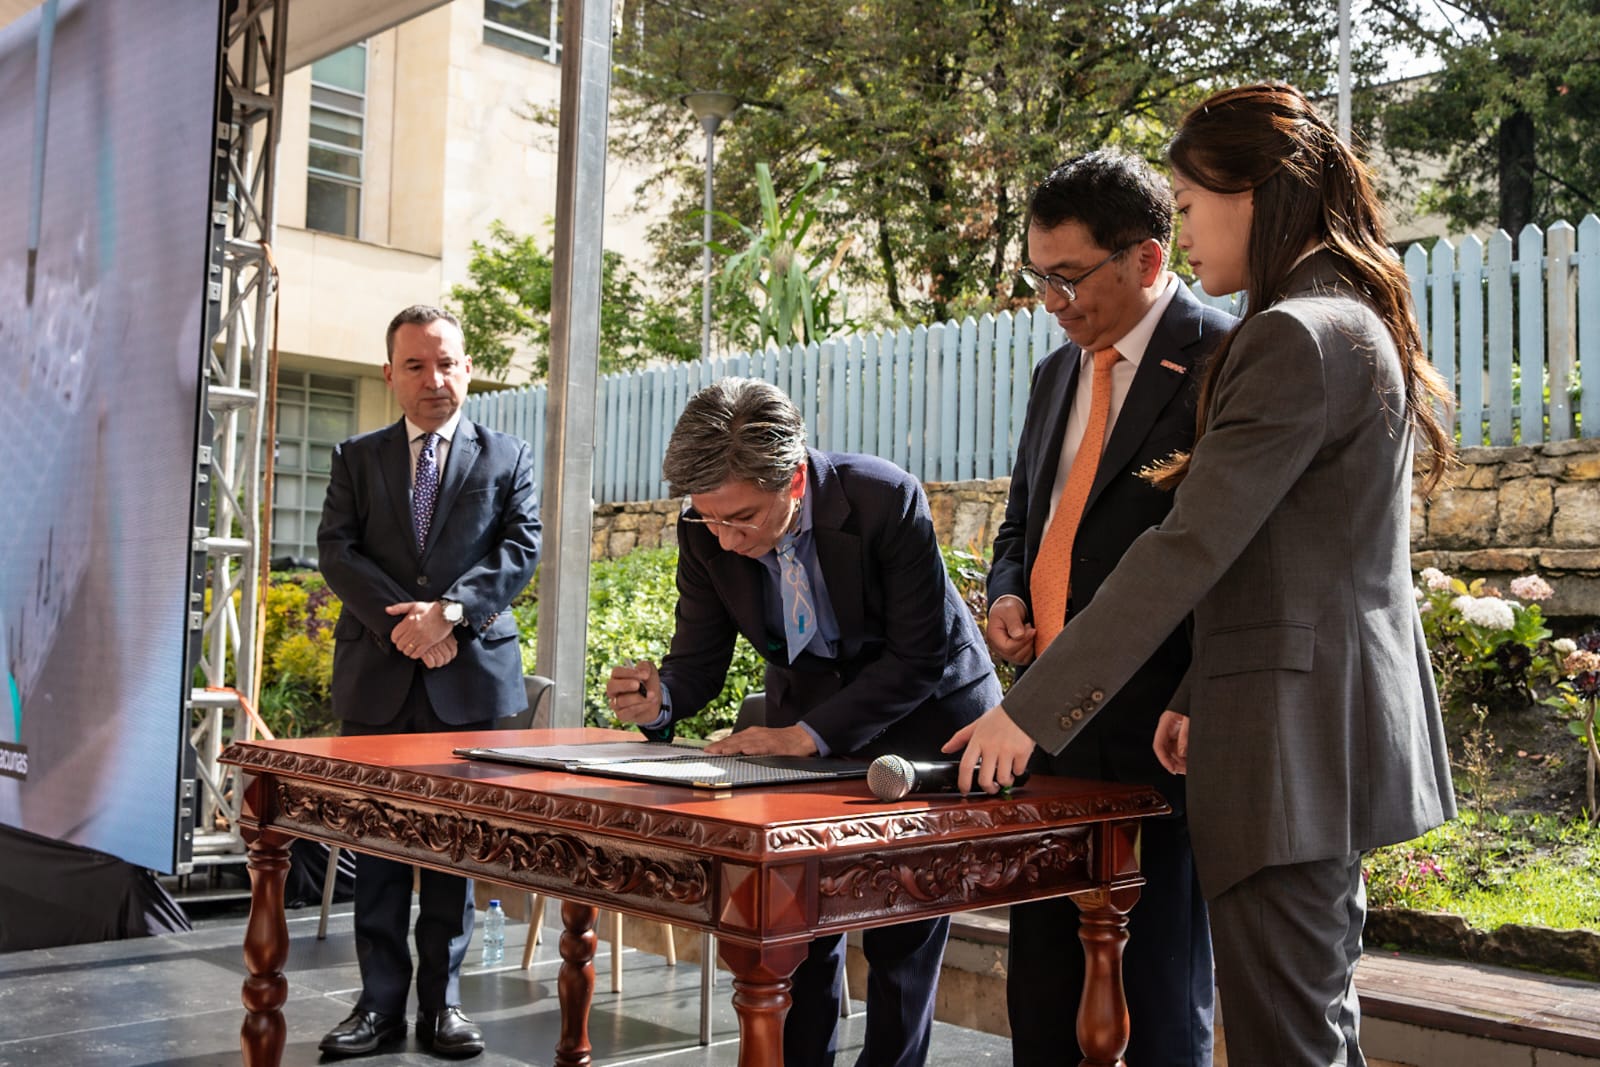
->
xmin=536 ymin=0 xmax=611 ymax=726
xmin=1337 ymin=0 xmax=1352 ymax=143
xmin=699 ymin=116 xmax=719 ymax=360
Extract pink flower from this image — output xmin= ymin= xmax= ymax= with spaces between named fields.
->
xmin=1509 ymin=575 xmax=1554 ymax=601
xmin=1420 ymin=567 xmax=1452 ymax=591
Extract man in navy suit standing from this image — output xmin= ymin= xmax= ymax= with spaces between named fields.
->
xmin=316 ymin=305 xmax=541 ymax=1059
xmin=985 ymin=152 xmax=1235 ymax=1067
xmin=607 ymin=377 xmax=1000 ymax=1067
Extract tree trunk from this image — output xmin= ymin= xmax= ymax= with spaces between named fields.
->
xmin=1496 ymin=109 xmax=1535 ymax=237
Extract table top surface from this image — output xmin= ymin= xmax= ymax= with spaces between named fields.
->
xmin=224 ymin=728 xmax=1169 ymax=859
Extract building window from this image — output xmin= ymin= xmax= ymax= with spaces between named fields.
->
xmin=270 ymin=370 xmax=357 ymax=564
xmin=484 ymin=0 xmax=561 ymax=64
xmin=306 ymin=44 xmax=366 ymax=238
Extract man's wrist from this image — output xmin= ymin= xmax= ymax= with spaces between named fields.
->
xmin=439 ymin=598 xmax=465 ymax=626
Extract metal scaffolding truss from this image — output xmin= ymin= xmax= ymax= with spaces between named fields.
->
xmin=187 ymin=0 xmax=287 ymax=867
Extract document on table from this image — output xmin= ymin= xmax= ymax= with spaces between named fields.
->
xmin=451 ymin=740 xmax=706 ymax=769
xmin=454 ymin=743 xmax=870 ymax=789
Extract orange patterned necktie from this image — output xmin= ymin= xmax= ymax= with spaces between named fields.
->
xmin=1031 ymin=347 xmax=1121 ymax=656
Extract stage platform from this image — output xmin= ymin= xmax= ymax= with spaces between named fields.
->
xmin=0 ymin=899 xmax=1012 ymax=1066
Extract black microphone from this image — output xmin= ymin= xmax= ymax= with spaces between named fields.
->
xmin=866 ymin=754 xmax=1030 ymax=800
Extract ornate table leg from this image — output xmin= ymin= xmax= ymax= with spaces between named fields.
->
xmin=555 ymin=900 xmax=598 ymax=1067
xmin=239 ymin=826 xmax=293 ymax=1067
xmin=716 ymin=940 xmax=810 ymax=1067
xmin=1071 ymin=885 xmax=1141 ymax=1067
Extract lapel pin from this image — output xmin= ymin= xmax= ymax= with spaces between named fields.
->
xmin=1159 ymin=359 xmax=1186 ymax=374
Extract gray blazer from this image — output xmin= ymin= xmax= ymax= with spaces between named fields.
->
xmin=1003 ymin=253 xmax=1456 ymax=897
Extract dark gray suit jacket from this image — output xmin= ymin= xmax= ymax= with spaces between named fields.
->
xmin=656 ymin=450 xmax=999 ymax=761
xmin=1002 ymin=254 xmax=1456 ymax=897
xmin=318 ymin=417 xmax=542 ymax=726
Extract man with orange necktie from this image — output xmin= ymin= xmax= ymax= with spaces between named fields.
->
xmin=985 ymin=152 xmax=1235 ymax=1067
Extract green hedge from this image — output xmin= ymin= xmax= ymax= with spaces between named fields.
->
xmin=513 ymin=547 xmax=766 ymax=738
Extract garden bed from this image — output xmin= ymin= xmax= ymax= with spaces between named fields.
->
xmin=1364 ymin=680 xmax=1600 ymax=978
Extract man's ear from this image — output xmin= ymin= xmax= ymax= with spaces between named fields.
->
xmin=789 ymin=463 xmax=808 ymax=498
xmin=1138 ymin=239 xmax=1167 ymax=287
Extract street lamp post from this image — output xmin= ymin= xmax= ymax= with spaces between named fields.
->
xmin=682 ymin=90 xmax=741 ymax=360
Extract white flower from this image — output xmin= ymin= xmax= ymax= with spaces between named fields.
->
xmin=1413 ymin=586 xmax=1425 ymax=601
xmin=1455 ymin=595 xmax=1516 ymax=631
xmin=1509 ymin=575 xmax=1554 ymax=602
xmin=1554 ymin=638 xmax=1577 ymax=656
xmin=1420 ymin=567 xmax=1452 ymax=591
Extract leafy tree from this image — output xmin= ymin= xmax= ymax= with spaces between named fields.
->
xmin=606 ymin=0 xmax=1367 ymax=324
xmin=447 ymin=220 xmax=699 ymax=380
xmin=1369 ymin=0 xmax=1600 ymax=235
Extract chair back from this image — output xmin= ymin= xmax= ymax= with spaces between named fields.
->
xmin=733 ymin=691 xmax=766 ymax=732
xmin=508 ymin=674 xmax=554 ymax=730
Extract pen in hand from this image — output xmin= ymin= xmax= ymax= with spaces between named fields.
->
xmin=605 ymin=659 xmax=660 ymax=725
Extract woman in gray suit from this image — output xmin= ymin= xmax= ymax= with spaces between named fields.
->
xmin=947 ymin=83 xmax=1457 ymax=1066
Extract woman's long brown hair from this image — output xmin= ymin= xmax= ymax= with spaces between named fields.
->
xmin=1148 ymin=82 xmax=1453 ymax=493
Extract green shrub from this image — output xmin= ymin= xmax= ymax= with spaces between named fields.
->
xmin=258 ymin=571 xmax=339 ymax=737
xmin=515 ymin=548 xmax=765 ymax=738
xmin=1416 ymin=567 xmax=1559 ymax=714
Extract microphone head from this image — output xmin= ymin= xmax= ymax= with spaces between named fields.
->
xmin=867 ymin=754 xmax=916 ymax=801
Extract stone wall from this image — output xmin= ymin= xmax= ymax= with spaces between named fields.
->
xmin=1413 ymin=438 xmax=1600 ymax=617
xmin=587 ymin=479 xmax=1013 ymax=563
xmin=587 ymin=440 xmax=1600 ymax=618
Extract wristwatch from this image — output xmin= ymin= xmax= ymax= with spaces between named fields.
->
xmin=440 ymin=599 xmax=465 ymax=626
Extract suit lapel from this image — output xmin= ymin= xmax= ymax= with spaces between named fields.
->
xmin=1084 ymin=288 xmax=1207 ymax=511
xmin=379 ymin=420 xmax=415 ymax=552
xmin=808 ymin=451 xmax=866 ymax=639
xmin=421 ymin=420 xmax=481 ymax=560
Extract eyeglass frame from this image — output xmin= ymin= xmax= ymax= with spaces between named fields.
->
xmin=678 ymin=491 xmax=789 ymax=533
xmin=1017 ymin=241 xmax=1141 ymax=303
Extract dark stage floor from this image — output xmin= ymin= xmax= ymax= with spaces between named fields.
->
xmin=0 ymin=897 xmax=1011 ymax=1066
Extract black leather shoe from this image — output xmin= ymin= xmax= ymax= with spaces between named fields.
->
xmin=416 ymin=1005 xmax=485 ymax=1058
xmin=318 ymin=1008 xmax=405 ymax=1057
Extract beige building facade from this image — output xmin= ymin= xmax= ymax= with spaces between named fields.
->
xmin=265 ymin=0 xmax=670 ymax=558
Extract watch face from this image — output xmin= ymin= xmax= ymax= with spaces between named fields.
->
xmin=443 ymin=601 xmax=463 ymax=623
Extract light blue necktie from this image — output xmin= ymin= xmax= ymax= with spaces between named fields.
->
xmin=413 ymin=432 xmax=439 ymax=551
xmin=776 ymin=533 xmax=816 ymax=663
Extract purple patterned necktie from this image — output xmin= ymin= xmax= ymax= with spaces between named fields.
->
xmin=413 ymin=431 xmax=439 ymax=551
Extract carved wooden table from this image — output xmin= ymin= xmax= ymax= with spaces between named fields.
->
xmin=221 ymin=728 xmax=1168 ymax=1067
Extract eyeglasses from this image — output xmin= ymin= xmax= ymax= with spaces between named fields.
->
xmin=1018 ymin=243 xmax=1138 ymax=303
xmin=679 ymin=494 xmax=784 ymax=532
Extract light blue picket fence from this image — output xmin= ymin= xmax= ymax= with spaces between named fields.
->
xmin=466 ymin=216 xmax=1599 ymax=503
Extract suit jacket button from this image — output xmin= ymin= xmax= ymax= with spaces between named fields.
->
xmin=417 ymin=575 xmax=430 ymax=587
xmin=1057 ymin=713 xmax=1074 ymax=731
xmin=1071 ymin=707 xmax=1085 ymax=721
xmin=1090 ymin=689 xmax=1105 ymax=702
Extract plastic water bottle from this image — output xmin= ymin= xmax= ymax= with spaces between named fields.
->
xmin=481 ymin=899 xmax=506 ymax=966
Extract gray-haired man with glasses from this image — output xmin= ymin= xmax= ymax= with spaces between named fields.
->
xmin=606 ymin=377 xmax=999 ymax=1067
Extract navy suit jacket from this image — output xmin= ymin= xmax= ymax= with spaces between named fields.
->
xmin=656 ymin=450 xmax=999 ymax=761
xmin=318 ymin=417 xmax=542 ymax=726
xmin=988 ymin=284 xmax=1235 ymax=801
